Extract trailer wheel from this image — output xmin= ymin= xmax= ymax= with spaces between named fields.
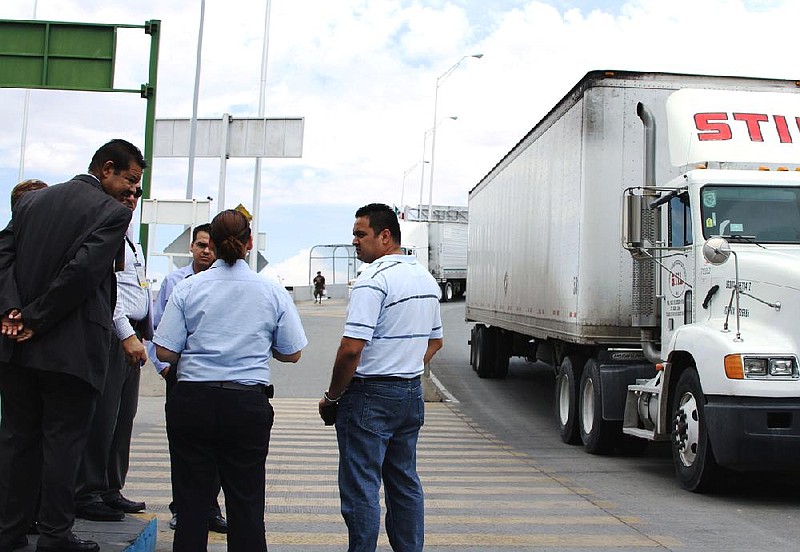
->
xmin=671 ymin=368 xmax=721 ymax=492
xmin=555 ymin=356 xmax=583 ymax=445
xmin=579 ymin=359 xmax=616 ymax=454
xmin=493 ymin=329 xmax=511 ymax=379
xmin=474 ymin=325 xmax=497 ymax=378
xmin=442 ymin=282 xmax=454 ymax=302
xmin=469 ymin=326 xmax=478 ymax=371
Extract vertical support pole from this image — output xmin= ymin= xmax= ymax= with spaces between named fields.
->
xmin=250 ymin=0 xmax=272 ymax=271
xmin=218 ymin=113 xmax=230 ymax=210
xmin=140 ymin=19 xmax=160 ymax=259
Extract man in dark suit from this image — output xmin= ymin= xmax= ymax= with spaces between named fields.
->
xmin=0 ymin=139 xmax=145 ymax=552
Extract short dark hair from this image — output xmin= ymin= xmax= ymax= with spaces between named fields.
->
xmin=192 ymin=223 xmax=212 ymax=243
xmin=10 ymin=179 xmax=47 ymax=209
xmin=210 ymin=210 xmax=251 ymax=266
xmin=88 ymin=139 xmax=147 ymax=174
xmin=355 ymin=203 xmax=401 ymax=244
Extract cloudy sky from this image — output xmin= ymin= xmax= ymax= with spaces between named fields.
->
xmin=1 ymin=0 xmax=799 ymax=285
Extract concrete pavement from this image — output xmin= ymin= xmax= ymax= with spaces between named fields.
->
xmin=16 ymin=298 xmax=683 ymax=551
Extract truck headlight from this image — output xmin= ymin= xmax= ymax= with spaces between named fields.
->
xmin=743 ymin=357 xmax=767 ymax=376
xmin=726 ymin=356 xmax=798 ymax=379
xmin=769 ymin=358 xmax=795 ymax=377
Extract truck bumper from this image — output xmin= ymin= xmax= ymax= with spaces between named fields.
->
xmin=705 ymin=396 xmax=800 ymax=471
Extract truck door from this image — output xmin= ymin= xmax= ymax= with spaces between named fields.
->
xmin=661 ymin=193 xmax=694 ymax=345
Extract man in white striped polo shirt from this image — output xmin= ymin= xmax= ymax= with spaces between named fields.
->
xmin=319 ymin=203 xmax=443 ymax=552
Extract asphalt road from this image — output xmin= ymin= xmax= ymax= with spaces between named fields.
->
xmin=432 ymin=298 xmax=800 ymax=552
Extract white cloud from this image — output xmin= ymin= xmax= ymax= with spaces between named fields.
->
xmin=262 ymin=247 xmax=310 ymax=286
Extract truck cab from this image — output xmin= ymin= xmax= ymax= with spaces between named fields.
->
xmin=621 ymin=89 xmax=800 ymax=490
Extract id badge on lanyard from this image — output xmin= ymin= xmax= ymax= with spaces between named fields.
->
xmin=134 ymin=261 xmax=149 ymax=289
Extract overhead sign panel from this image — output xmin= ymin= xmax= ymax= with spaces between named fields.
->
xmin=154 ymin=116 xmax=304 ymax=158
xmin=140 ymin=198 xmax=211 ymax=226
xmin=0 ymin=20 xmax=116 ymax=91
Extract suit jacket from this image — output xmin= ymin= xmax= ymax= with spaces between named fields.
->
xmin=0 ymin=174 xmax=132 ymax=391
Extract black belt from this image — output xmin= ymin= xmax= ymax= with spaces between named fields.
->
xmin=352 ymin=375 xmax=420 ymax=382
xmin=191 ymin=381 xmax=274 ymax=397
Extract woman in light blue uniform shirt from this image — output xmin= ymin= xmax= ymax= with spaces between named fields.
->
xmin=155 ymin=209 xmax=307 ymax=552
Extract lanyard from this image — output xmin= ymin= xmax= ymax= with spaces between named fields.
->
xmin=124 ymin=235 xmax=148 ymax=288
xmin=125 ymin=235 xmax=140 ymax=263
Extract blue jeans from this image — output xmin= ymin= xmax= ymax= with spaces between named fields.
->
xmin=335 ymin=377 xmax=425 ymax=552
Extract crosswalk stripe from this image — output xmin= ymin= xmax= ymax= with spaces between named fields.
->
xmin=129 ymin=398 xmax=679 ymax=549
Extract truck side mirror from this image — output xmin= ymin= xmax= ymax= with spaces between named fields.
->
xmin=702 ymin=236 xmax=731 ymax=265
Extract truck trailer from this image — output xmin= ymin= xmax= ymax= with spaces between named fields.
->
xmin=466 ymin=70 xmax=800 ymax=491
xmin=400 ymin=205 xmax=468 ymax=301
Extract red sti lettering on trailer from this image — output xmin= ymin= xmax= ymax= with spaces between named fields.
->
xmin=666 ymin=89 xmax=800 ymax=166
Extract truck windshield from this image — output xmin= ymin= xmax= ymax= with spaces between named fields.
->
xmin=700 ymin=185 xmax=800 ymax=243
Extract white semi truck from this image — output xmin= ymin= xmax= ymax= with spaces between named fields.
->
xmin=466 ymin=70 xmax=800 ymax=491
xmin=400 ymin=205 xmax=468 ymax=302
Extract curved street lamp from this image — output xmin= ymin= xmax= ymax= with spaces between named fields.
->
xmin=427 ymin=54 xmax=482 ymax=220
xmin=401 ymin=160 xmax=428 ymax=212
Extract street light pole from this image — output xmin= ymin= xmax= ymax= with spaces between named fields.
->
xmin=418 ymin=128 xmax=432 ymax=212
xmin=418 ymin=117 xmax=457 ymax=218
xmin=401 ymin=160 xmax=427 ymax=212
xmin=427 ymin=54 xmax=482 ymax=221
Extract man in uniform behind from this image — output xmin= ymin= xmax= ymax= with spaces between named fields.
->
xmin=147 ymin=224 xmax=228 ymax=534
xmin=75 ymin=182 xmax=150 ymax=521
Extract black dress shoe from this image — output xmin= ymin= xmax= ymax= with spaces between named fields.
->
xmin=104 ymin=495 xmax=145 ymax=513
xmin=75 ymin=502 xmax=125 ymax=521
xmin=208 ymin=514 xmax=228 ymax=534
xmin=36 ymin=533 xmax=99 ymax=552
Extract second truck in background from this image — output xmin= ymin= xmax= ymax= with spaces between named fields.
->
xmin=400 ymin=205 xmax=468 ymax=302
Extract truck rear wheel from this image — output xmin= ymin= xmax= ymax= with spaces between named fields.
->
xmin=474 ymin=325 xmax=498 ymax=378
xmin=556 ymin=356 xmax=584 ymax=445
xmin=671 ymin=368 xmax=721 ymax=492
xmin=469 ymin=326 xmax=478 ymax=370
xmin=493 ymin=329 xmax=510 ymax=379
xmin=442 ymin=282 xmax=454 ymax=302
xmin=579 ymin=359 xmax=617 ymax=454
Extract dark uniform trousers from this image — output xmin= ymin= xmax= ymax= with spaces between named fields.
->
xmin=166 ymin=382 xmax=273 ymax=552
xmin=164 ymin=368 xmax=224 ymax=518
xmin=75 ymin=333 xmax=141 ymax=507
xmin=0 ymin=364 xmax=98 ymax=548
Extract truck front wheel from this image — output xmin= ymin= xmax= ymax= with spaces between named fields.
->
xmin=556 ymin=356 xmax=584 ymax=445
xmin=579 ymin=359 xmax=616 ymax=454
xmin=671 ymin=368 xmax=721 ymax=492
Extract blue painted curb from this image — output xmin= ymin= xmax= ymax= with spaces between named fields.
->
xmin=123 ymin=516 xmax=156 ymax=552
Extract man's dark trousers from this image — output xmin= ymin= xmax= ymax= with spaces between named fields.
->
xmin=0 ymin=364 xmax=97 ymax=548
xmin=76 ymin=335 xmax=141 ymax=507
